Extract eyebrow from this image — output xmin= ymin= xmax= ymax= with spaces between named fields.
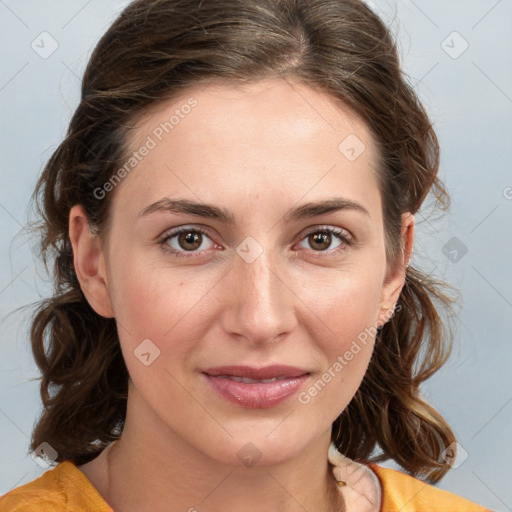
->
xmin=138 ymin=197 xmax=371 ymax=223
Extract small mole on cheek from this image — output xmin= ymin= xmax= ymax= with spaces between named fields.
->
xmin=179 ymin=282 xmax=184 ymax=286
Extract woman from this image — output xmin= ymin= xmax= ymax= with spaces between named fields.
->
xmin=0 ymin=0 xmax=493 ymax=510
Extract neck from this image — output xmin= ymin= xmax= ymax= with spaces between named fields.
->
xmin=90 ymin=388 xmax=344 ymax=512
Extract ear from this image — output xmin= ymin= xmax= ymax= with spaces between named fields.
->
xmin=68 ymin=204 xmax=115 ymax=318
xmin=376 ymin=212 xmax=414 ymax=328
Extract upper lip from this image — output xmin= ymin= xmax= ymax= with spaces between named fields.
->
xmin=202 ymin=365 xmax=310 ymax=379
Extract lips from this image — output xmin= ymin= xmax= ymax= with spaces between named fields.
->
xmin=201 ymin=365 xmax=311 ymax=408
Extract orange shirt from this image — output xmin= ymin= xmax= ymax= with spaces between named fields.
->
xmin=0 ymin=460 xmax=492 ymax=512
xmin=367 ymin=463 xmax=492 ymax=512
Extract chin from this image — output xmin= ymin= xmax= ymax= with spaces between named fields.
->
xmin=201 ymin=432 xmax=311 ymax=469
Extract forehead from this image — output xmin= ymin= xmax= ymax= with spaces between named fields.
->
xmin=111 ymin=78 xmax=382 ymax=225
xmin=132 ymin=77 xmax=373 ymax=154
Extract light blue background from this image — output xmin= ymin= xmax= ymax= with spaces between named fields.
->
xmin=1 ymin=1 xmax=511 ymax=509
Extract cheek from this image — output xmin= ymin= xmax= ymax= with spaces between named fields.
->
xmin=108 ymin=257 xmax=218 ymax=366
xmin=299 ymin=319 xmax=377 ymax=425
xmin=296 ymin=267 xmax=382 ymax=409
xmin=299 ymin=262 xmax=383 ymax=343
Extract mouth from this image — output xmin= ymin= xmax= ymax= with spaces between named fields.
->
xmin=208 ymin=375 xmax=299 ymax=384
xmin=201 ymin=365 xmax=311 ymax=408
xmin=202 ymin=364 xmax=310 ymax=380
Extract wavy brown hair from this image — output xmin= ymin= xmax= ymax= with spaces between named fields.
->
xmin=28 ymin=0 xmax=458 ymax=483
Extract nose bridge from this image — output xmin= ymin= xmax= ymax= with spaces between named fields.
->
xmin=222 ymin=245 xmax=295 ymax=344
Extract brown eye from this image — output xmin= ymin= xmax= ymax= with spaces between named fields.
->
xmin=159 ymin=226 xmax=216 ymax=257
xmin=297 ymin=227 xmax=352 ymax=255
xmin=177 ymin=231 xmax=203 ymax=251
xmin=308 ymin=232 xmax=332 ymax=251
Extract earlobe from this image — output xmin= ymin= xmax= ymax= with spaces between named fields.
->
xmin=68 ymin=204 xmax=115 ymax=318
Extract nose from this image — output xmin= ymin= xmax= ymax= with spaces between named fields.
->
xmin=218 ymin=246 xmax=297 ymax=346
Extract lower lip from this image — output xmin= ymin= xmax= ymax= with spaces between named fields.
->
xmin=203 ymin=373 xmax=310 ymax=409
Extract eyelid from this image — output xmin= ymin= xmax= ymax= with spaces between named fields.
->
xmin=159 ymin=224 xmax=215 ymax=239
xmin=299 ymin=224 xmax=353 ymax=243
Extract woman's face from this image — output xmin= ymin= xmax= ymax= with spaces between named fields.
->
xmin=73 ymin=77 xmax=413 ymax=466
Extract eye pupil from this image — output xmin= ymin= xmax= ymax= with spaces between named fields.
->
xmin=310 ymin=232 xmax=331 ymax=251
xmin=178 ymin=231 xmax=202 ymax=251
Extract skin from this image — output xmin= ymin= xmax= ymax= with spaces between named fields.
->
xmin=70 ymin=77 xmax=414 ymax=512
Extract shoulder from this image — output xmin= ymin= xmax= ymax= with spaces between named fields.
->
xmin=0 ymin=461 xmax=112 ymax=512
xmin=368 ymin=463 xmax=493 ymax=512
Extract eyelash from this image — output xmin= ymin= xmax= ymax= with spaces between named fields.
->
xmin=157 ymin=225 xmax=353 ymax=258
